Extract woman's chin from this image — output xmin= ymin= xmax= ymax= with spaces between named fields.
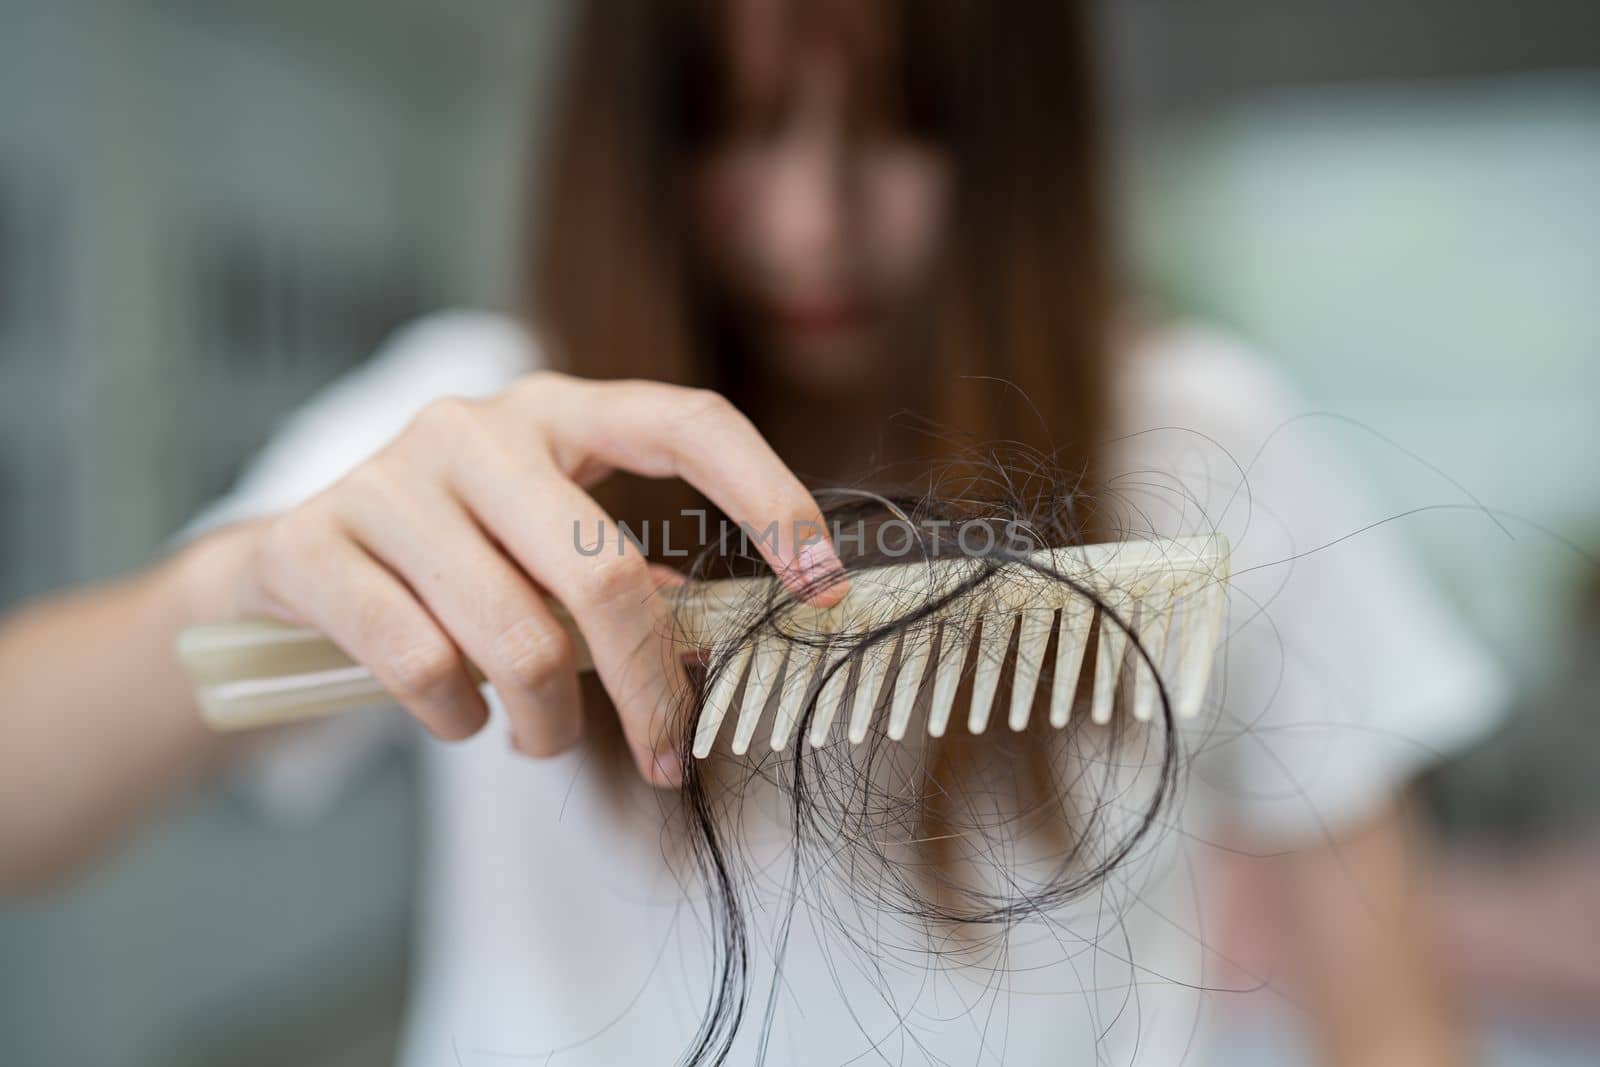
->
xmin=765 ymin=327 xmax=882 ymax=394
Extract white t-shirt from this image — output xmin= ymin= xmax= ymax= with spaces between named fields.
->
xmin=189 ymin=311 xmax=1506 ymax=1066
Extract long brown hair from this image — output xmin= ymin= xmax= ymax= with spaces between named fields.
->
xmin=531 ymin=0 xmax=1115 ymax=510
xmin=531 ymin=0 xmax=1127 ymax=917
xmin=528 ymin=8 xmax=1144 ymax=1055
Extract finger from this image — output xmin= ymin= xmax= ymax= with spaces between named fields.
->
xmin=531 ymin=379 xmax=849 ymax=605
xmin=452 ymin=451 xmax=687 ymax=787
xmin=340 ymin=479 xmax=583 ymax=759
xmin=268 ymin=527 xmax=487 ymax=740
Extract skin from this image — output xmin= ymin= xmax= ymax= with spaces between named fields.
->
xmin=1216 ymin=799 xmax=1471 ymax=1067
xmin=0 ymin=8 xmax=1468 ymax=1065
xmin=0 ymin=378 xmax=847 ymax=887
xmin=690 ymin=0 xmax=949 ymax=396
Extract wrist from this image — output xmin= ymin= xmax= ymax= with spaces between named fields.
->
xmin=168 ymin=520 xmax=270 ymax=626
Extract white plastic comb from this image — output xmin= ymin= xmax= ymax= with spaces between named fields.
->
xmin=177 ymin=535 xmax=1229 ymax=753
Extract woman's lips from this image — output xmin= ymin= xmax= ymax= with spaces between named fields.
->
xmin=770 ymin=298 xmax=866 ymax=338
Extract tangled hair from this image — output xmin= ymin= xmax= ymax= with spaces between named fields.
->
xmin=663 ymin=445 xmax=1186 ymax=1065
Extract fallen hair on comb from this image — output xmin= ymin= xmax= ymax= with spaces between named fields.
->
xmin=660 ymin=445 xmax=1226 ymax=1065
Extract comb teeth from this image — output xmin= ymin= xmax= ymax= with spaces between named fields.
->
xmin=1131 ymin=590 xmax=1175 ymax=723
xmin=1091 ymin=590 xmax=1131 ymax=726
xmin=685 ymin=535 xmax=1229 ymax=757
xmin=966 ymin=614 xmax=1013 ymax=735
xmin=730 ymin=637 xmax=786 ymax=756
xmin=1050 ymin=598 xmax=1093 ymax=727
xmin=885 ymin=626 xmax=934 ymax=741
xmin=692 ymin=638 xmax=751 ymax=759
xmin=178 ymin=539 xmax=1230 ymax=740
xmin=1008 ymin=609 xmax=1054 ymax=731
xmin=768 ymin=641 xmax=821 ymax=751
xmin=925 ymin=620 xmax=967 ymax=739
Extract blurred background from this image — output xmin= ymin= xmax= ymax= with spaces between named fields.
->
xmin=0 ymin=1 xmax=1595 ymax=1063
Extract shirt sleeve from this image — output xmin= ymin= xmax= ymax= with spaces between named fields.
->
xmin=1114 ymin=324 xmax=1510 ymax=842
xmin=181 ymin=310 xmax=540 ymax=822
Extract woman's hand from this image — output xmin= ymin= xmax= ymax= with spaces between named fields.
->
xmin=208 ymin=373 xmax=845 ymax=787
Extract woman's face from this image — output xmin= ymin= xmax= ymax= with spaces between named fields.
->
xmin=690 ymin=2 xmax=950 ymax=392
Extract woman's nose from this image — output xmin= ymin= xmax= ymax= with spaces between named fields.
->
xmin=761 ymin=126 xmax=850 ymax=285
xmin=751 ymin=51 xmax=863 ymax=291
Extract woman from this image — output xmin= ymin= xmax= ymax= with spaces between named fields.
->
xmin=0 ymin=1 xmax=1503 ymax=1063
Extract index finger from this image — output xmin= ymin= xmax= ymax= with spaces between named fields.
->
xmin=534 ymin=379 xmax=849 ymax=606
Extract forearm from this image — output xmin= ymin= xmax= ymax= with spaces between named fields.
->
xmin=0 ymin=526 xmax=256 ymax=890
xmin=1279 ymin=799 xmax=1471 ymax=1067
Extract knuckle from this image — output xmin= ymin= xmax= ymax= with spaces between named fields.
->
xmin=679 ymin=387 xmax=738 ymax=424
xmin=254 ymin=512 xmax=321 ymax=595
xmin=520 ymin=368 xmax=566 ymax=391
xmin=339 ymin=460 xmax=398 ymax=505
xmin=254 ymin=519 xmax=294 ymax=577
xmin=506 ymin=369 xmax=566 ymax=407
xmin=411 ymin=395 xmax=477 ymax=437
xmin=380 ymin=634 xmax=460 ymax=702
xmin=491 ymin=616 xmax=572 ymax=690
xmin=573 ymin=551 xmax=648 ymax=609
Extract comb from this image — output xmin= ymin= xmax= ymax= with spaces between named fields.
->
xmin=176 ymin=535 xmax=1229 ymax=753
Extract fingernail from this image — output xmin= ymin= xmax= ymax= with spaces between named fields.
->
xmin=794 ymin=539 xmax=849 ymax=605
